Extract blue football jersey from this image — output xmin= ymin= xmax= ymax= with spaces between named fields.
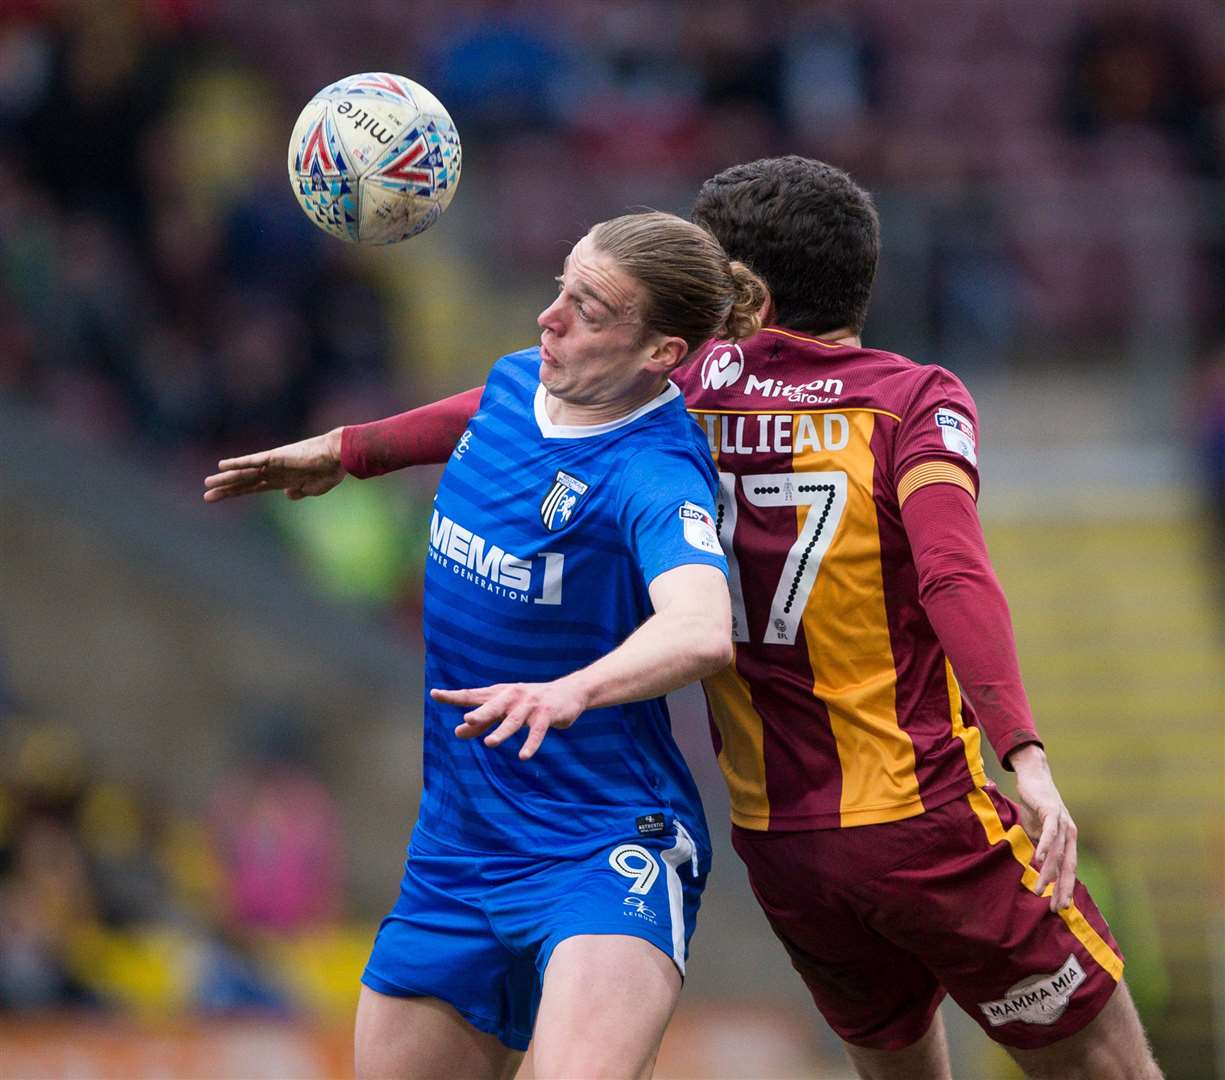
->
xmin=416 ymin=348 xmax=727 ymax=859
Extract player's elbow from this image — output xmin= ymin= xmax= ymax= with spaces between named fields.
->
xmin=690 ymin=619 xmax=733 ymax=676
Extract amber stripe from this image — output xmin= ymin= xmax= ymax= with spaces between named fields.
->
xmin=689 ymin=406 xmax=902 ymax=422
xmin=964 ymin=788 xmax=1124 ymax=982
xmin=760 ymin=327 xmax=850 ymax=349
xmin=945 ymin=661 xmax=986 ymax=788
xmin=897 ymin=461 xmax=977 ymax=506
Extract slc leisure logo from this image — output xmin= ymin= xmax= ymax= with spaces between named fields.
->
xmin=700 ymin=344 xmax=745 ymax=390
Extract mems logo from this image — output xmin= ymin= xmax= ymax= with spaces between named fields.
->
xmin=978 ymin=955 xmax=1085 ymax=1027
xmin=429 ymin=510 xmax=563 ymax=604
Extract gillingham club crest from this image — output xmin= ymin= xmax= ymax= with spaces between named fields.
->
xmin=540 ymin=470 xmax=590 ymax=531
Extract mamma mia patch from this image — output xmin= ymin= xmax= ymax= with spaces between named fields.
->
xmin=978 ymin=954 xmax=1086 ymax=1027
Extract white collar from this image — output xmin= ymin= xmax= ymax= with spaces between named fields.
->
xmin=533 ymin=382 xmax=681 ymax=439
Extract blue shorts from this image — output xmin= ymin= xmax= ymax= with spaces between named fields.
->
xmin=361 ymin=818 xmax=708 ymax=1050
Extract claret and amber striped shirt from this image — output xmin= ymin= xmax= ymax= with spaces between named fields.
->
xmin=676 ymin=328 xmax=996 ymax=831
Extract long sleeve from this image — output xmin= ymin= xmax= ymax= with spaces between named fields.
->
xmin=900 ymin=480 xmax=1042 ymax=768
xmin=340 ymin=385 xmax=484 ymax=477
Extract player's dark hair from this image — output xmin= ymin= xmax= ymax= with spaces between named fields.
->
xmin=590 ymin=211 xmax=765 ymax=353
xmin=691 ymin=156 xmax=880 ymax=335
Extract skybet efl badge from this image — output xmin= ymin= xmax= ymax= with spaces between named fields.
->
xmin=935 ymin=407 xmax=977 ymax=466
xmin=540 ymin=469 xmax=590 ymax=531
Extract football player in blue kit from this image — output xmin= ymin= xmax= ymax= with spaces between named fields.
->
xmin=206 ymin=211 xmax=766 ymax=1079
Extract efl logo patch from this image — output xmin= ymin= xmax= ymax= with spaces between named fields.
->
xmin=540 ymin=469 xmax=589 ymax=531
xmin=679 ymin=502 xmax=722 ymax=554
xmin=935 ymin=407 xmax=977 ymax=466
xmin=699 ymin=343 xmax=745 ymax=390
xmin=978 ymin=954 xmax=1085 ymax=1027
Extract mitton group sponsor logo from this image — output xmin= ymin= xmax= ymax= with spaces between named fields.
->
xmin=695 ymin=342 xmax=845 ymax=404
xmin=742 ymin=373 xmax=843 ymax=405
xmin=700 ymin=343 xmax=745 ymax=389
xmin=977 ymin=954 xmax=1086 ymax=1027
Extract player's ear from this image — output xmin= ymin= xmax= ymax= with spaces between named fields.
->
xmin=758 ymin=288 xmax=775 ymax=326
xmin=644 ymin=335 xmax=689 ymax=375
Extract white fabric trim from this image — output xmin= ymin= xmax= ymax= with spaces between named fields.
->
xmin=534 ymin=382 xmax=681 ymax=439
xmin=660 ymin=821 xmax=697 ymax=974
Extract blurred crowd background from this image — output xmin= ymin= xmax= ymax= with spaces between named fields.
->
xmin=2 ymin=0 xmax=1223 ymax=1077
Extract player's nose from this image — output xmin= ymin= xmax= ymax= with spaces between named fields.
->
xmin=537 ymin=295 xmax=565 ymax=334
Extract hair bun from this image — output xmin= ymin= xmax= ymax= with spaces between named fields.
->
xmin=721 ymin=261 xmax=767 ymax=341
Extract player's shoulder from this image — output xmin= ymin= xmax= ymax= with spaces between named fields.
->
xmin=677 ymin=331 xmax=974 ymax=419
xmin=613 ymin=391 xmax=714 ymax=479
xmin=485 ymin=347 xmax=540 ymax=390
xmin=477 ymin=347 xmax=542 ymax=415
xmin=853 ymin=347 xmax=976 ymax=419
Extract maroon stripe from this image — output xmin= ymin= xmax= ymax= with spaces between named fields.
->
xmin=729 ymin=483 xmax=844 ymax=828
xmin=871 ymin=422 xmax=979 ymax=804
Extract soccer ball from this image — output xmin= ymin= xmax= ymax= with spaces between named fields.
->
xmin=287 ymin=72 xmax=461 ymax=245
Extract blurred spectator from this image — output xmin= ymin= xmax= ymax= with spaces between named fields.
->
xmin=0 ymin=815 xmax=101 ymax=1010
xmin=209 ymin=715 xmax=342 ymax=935
xmin=1061 ymin=10 xmax=1221 ymax=177
xmin=778 ymin=0 xmax=881 ymax=155
xmin=427 ymin=1 xmax=570 ymax=139
xmin=0 ymin=719 xmax=293 ymax=1016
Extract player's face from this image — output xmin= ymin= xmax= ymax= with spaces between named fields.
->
xmin=537 ymin=234 xmax=667 ymax=407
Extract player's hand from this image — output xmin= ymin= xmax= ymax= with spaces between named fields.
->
xmin=433 ymin=679 xmax=590 ymax=760
xmin=203 ymin=428 xmax=346 ymax=503
xmin=1009 ymin=744 xmax=1078 ymax=912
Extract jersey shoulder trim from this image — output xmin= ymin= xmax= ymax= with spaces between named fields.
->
xmin=898 ymin=460 xmax=977 ymax=505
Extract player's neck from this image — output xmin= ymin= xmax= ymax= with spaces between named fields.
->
xmin=544 ymin=382 xmax=668 ymax=427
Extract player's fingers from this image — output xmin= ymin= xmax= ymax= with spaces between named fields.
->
xmin=1031 ymin=807 xmax=1057 ymax=867
xmin=1053 ymin=821 xmax=1078 ymax=911
xmin=483 ymin=710 xmax=528 ymax=748
xmin=202 ymin=479 xmax=271 ymax=502
xmin=216 ymin=454 xmax=270 ymax=471
xmin=431 ymin=687 xmax=497 ymax=707
xmin=204 ymin=466 xmax=264 ymax=489
xmin=1034 ymin=818 xmax=1065 ymax=895
xmin=518 ymin=720 xmax=550 ymax=760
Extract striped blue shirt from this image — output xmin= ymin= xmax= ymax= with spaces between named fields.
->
xmin=416 ymin=348 xmax=726 ymax=858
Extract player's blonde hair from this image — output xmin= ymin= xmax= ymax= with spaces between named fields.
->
xmin=590 ymin=211 xmax=766 ymax=353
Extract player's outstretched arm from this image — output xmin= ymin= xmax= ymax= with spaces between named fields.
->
xmin=434 ymin=563 xmax=732 ymax=760
xmin=203 ymin=386 xmax=485 ymax=502
xmin=203 ymin=429 xmax=346 ymax=503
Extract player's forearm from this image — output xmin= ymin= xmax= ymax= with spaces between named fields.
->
xmin=340 ymin=385 xmax=484 ymax=477
xmin=558 ymin=609 xmax=733 ymax=712
xmin=901 ymin=482 xmax=1042 ymax=767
